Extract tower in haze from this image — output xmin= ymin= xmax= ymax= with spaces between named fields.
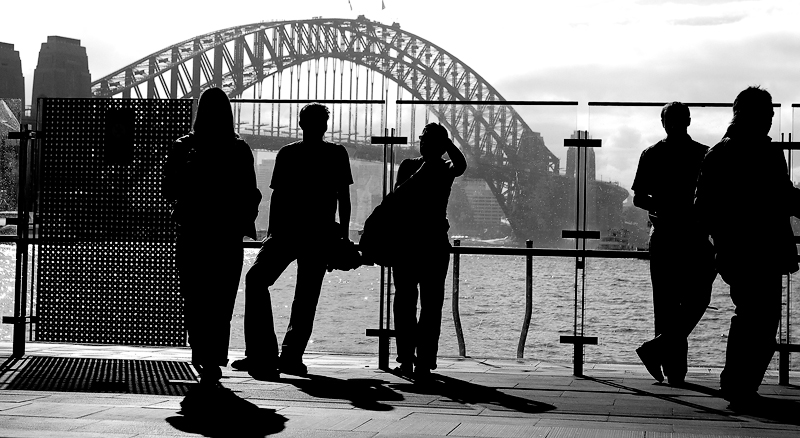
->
xmin=31 ymin=36 xmax=91 ymax=117
xmin=0 ymin=42 xmax=25 ymax=109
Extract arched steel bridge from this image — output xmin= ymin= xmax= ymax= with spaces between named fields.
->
xmin=91 ymin=17 xmax=565 ymax=240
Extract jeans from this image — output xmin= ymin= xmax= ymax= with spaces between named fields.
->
xmin=177 ymin=234 xmax=243 ymax=367
xmin=243 ymin=234 xmax=328 ymax=364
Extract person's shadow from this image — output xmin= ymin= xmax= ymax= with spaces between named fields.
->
xmin=167 ymin=386 xmax=287 ymax=437
xmin=394 ymin=373 xmax=556 ymax=414
xmin=284 ymin=373 xmax=402 ymax=411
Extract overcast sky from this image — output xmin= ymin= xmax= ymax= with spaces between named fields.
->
xmin=2 ymin=0 xmax=799 ymax=188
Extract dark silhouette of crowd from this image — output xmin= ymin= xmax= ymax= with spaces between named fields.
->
xmin=165 ymin=85 xmax=798 ymax=415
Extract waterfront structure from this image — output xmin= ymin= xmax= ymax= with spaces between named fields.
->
xmin=0 ymin=42 xmax=25 ymax=109
xmin=85 ymin=17 xmax=628 ymax=246
xmin=31 ymin=36 xmax=91 ymax=117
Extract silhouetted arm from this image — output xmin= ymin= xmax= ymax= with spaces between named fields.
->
xmin=337 ymin=186 xmax=351 ymax=239
xmin=240 ymin=144 xmax=262 ymax=239
xmin=446 ymin=138 xmax=467 ymax=177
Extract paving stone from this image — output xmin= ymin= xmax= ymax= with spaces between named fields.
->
xmin=0 ymin=401 xmax=110 ymax=418
xmin=448 ymin=422 xmax=548 ymax=437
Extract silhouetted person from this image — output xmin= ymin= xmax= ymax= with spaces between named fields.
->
xmin=695 ymin=86 xmax=800 ymax=407
xmin=232 ymin=103 xmax=353 ymax=380
xmin=392 ymin=123 xmax=466 ymax=380
xmin=163 ymin=87 xmax=261 ymax=388
xmin=632 ymin=102 xmax=716 ymax=385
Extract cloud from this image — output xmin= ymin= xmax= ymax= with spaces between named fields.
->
xmin=671 ymin=14 xmax=746 ymax=25
xmin=490 ymin=32 xmax=800 ymax=188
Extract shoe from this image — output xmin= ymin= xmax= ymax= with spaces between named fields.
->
xmin=413 ymin=366 xmax=433 ymax=382
xmin=667 ymin=377 xmax=686 ymax=387
xmin=636 ymin=340 xmax=664 ymax=383
xmin=180 ymin=381 xmax=230 ymax=414
xmin=721 ymin=387 xmax=761 ymax=411
xmin=230 ymin=357 xmax=251 ymax=371
xmin=248 ymin=367 xmax=280 ymax=381
xmin=393 ymin=363 xmax=414 ymax=378
xmin=279 ymin=360 xmax=308 ymax=376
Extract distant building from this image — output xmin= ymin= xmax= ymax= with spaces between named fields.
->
xmin=566 ymin=130 xmax=596 ymax=181
xmin=31 ymin=36 xmax=91 ymax=117
xmin=0 ymin=42 xmax=25 ymax=109
xmin=461 ymin=178 xmax=504 ymax=225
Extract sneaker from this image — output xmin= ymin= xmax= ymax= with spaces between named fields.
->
xmin=393 ymin=363 xmax=414 ymax=378
xmin=413 ymin=366 xmax=433 ymax=382
xmin=248 ymin=367 xmax=280 ymax=381
xmin=279 ymin=360 xmax=308 ymax=376
xmin=230 ymin=357 xmax=251 ymax=371
xmin=636 ymin=339 xmax=664 ymax=383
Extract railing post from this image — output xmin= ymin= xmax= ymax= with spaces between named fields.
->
xmin=11 ymin=124 xmax=32 ymax=357
xmin=452 ymin=239 xmax=466 ymax=357
xmin=517 ymin=240 xmax=533 ymax=358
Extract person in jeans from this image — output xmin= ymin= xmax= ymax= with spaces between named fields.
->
xmin=392 ymin=122 xmax=466 ymax=380
xmin=164 ymin=87 xmax=261 ymax=388
xmin=695 ymin=86 xmax=800 ymax=408
xmin=632 ymin=101 xmax=716 ymax=385
xmin=232 ymin=103 xmax=353 ymax=380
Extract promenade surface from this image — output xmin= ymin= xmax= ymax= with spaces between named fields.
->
xmin=0 ymin=342 xmax=799 ymax=438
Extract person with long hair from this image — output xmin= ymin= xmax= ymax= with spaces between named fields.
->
xmin=695 ymin=86 xmax=800 ymax=409
xmin=164 ymin=87 xmax=261 ymax=389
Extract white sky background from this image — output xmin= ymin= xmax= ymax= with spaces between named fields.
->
xmin=2 ymin=0 xmax=800 ymax=188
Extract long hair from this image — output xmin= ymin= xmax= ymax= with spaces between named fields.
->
xmin=193 ymin=87 xmax=235 ymax=139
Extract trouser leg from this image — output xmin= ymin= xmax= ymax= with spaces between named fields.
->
xmin=177 ymin=236 xmax=243 ymax=367
xmin=415 ymin=250 xmax=450 ymax=371
xmin=244 ymin=236 xmax=295 ymax=363
xmin=393 ymin=265 xmax=420 ymax=366
xmin=721 ymin=275 xmax=782 ymax=394
xmin=280 ymin=254 xmax=327 ymax=362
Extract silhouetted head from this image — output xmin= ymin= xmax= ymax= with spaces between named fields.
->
xmin=660 ymin=101 xmax=690 ymax=137
xmin=193 ymin=87 xmax=235 ymax=139
xmin=299 ymin=103 xmax=330 ymax=140
xmin=419 ymin=123 xmax=448 ymax=160
xmin=731 ymin=86 xmax=774 ymax=136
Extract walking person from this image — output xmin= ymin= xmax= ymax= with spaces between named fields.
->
xmin=695 ymin=86 xmax=800 ymax=408
xmin=232 ymin=103 xmax=354 ymax=380
xmin=632 ymin=102 xmax=716 ymax=385
xmin=391 ymin=122 xmax=467 ymax=380
xmin=163 ymin=87 xmax=261 ymax=388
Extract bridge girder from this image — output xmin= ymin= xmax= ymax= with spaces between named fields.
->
xmin=91 ymin=17 xmax=561 ymax=239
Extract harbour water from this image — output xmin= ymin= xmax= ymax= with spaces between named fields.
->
xmin=1 ymin=244 xmax=799 ymax=370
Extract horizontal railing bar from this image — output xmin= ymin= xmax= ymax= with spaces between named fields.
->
xmin=230 ymin=99 xmax=385 ymax=104
xmin=589 ymin=101 xmax=781 ymax=108
xmin=396 ymin=100 xmax=579 ymax=106
xmin=450 ymin=246 xmax=651 ymax=259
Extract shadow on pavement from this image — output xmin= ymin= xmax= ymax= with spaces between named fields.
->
xmin=285 ymin=373 xmax=402 ymax=411
xmin=167 ymin=385 xmax=287 ymax=437
xmin=395 ymin=373 xmax=557 ymax=414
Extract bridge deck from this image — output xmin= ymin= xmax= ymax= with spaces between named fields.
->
xmin=1 ymin=342 xmax=799 ymax=437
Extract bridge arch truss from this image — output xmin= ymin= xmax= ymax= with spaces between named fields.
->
xmin=91 ymin=17 xmax=561 ymax=238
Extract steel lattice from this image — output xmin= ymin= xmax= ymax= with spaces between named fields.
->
xmin=35 ymin=98 xmax=192 ymax=346
xmin=89 ymin=18 xmax=560 ymax=239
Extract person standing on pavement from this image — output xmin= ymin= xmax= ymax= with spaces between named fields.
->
xmin=695 ymin=86 xmax=800 ymax=408
xmin=232 ymin=103 xmax=354 ymax=380
xmin=632 ymin=101 xmax=716 ymax=386
xmin=391 ymin=122 xmax=467 ymax=380
xmin=164 ymin=87 xmax=261 ymax=388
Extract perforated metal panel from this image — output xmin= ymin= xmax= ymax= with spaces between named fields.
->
xmin=36 ymin=98 xmax=193 ymax=345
